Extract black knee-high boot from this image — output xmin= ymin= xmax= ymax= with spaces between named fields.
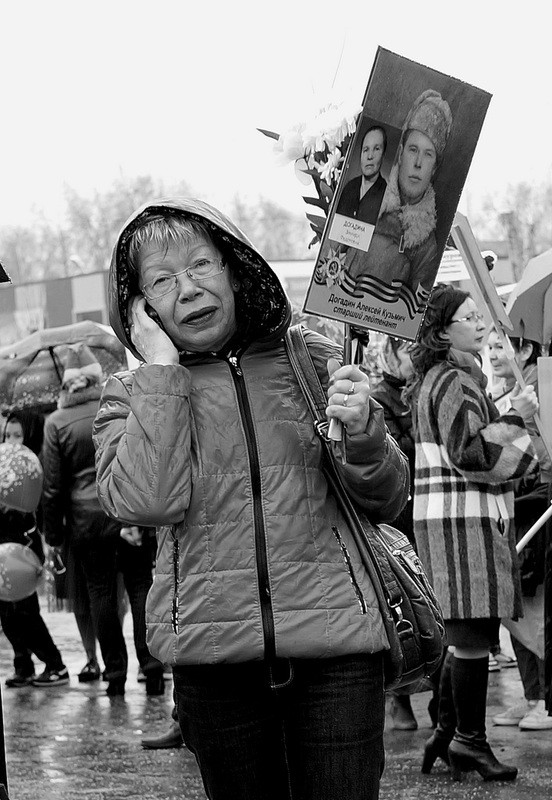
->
xmin=421 ymin=650 xmax=456 ymax=773
xmin=448 ymin=656 xmax=518 ymax=782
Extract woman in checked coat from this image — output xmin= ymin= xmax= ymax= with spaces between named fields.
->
xmin=407 ymin=284 xmax=539 ymax=783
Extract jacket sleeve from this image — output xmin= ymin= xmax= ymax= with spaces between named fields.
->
xmin=370 ymin=384 xmax=415 ymax=466
xmin=41 ymin=417 xmax=66 ymax=546
xmin=304 ymin=328 xmax=410 ymax=523
xmin=434 ymin=368 xmax=538 ymax=484
xmin=93 ymin=364 xmax=194 ymax=527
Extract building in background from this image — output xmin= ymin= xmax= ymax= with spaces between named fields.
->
xmin=0 ymin=243 xmax=513 ymax=345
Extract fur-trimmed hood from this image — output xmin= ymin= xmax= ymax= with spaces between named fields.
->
xmin=378 ymin=163 xmax=436 ymax=250
xmin=108 ymin=197 xmax=291 ymax=362
xmin=57 ymin=384 xmax=102 ymax=410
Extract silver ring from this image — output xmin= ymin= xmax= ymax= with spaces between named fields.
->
xmin=342 ymin=394 xmax=348 ymax=406
xmin=347 ymin=381 xmax=355 ymax=395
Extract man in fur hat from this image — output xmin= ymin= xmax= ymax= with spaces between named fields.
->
xmin=347 ymin=89 xmax=452 ymax=302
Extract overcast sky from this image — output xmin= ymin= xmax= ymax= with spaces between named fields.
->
xmin=1 ymin=0 xmax=550 ymax=228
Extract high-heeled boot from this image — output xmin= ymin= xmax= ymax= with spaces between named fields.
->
xmin=448 ymin=656 xmax=517 ymax=782
xmin=421 ymin=651 xmax=457 ymax=773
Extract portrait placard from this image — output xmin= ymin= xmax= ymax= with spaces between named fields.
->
xmin=303 ymin=47 xmax=492 ymax=340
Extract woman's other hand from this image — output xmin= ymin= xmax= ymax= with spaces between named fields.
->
xmin=510 ymin=383 xmax=539 ymax=422
xmin=129 ymin=296 xmax=180 ymax=366
xmin=326 ymin=358 xmax=371 ymax=436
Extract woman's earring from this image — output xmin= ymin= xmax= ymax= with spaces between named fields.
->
xmin=232 ymin=282 xmax=240 ymax=290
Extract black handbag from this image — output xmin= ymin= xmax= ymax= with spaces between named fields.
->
xmin=285 ymin=324 xmax=445 ymax=690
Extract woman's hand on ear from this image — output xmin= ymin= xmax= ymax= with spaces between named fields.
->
xmin=128 ymin=296 xmax=179 ymax=366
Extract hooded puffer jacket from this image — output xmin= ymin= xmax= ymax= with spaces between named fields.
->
xmin=93 ymin=198 xmax=409 ymax=666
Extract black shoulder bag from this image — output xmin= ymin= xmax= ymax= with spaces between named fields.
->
xmin=285 ymin=324 xmax=445 ymax=690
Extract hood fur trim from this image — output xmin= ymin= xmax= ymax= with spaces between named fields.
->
xmin=57 ymin=384 xmax=102 ymax=410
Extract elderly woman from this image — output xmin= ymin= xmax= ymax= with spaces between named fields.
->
xmin=93 ymin=198 xmax=409 ymax=800
xmin=487 ymin=331 xmax=552 ymax=731
xmin=407 ymin=284 xmax=539 ymax=782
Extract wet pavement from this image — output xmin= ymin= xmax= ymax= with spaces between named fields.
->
xmin=1 ymin=601 xmax=552 ymax=799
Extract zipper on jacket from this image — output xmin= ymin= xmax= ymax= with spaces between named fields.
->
xmin=227 ymin=351 xmax=276 ymax=660
xmin=332 ymin=526 xmax=367 ymax=614
xmin=171 ymin=527 xmax=179 ymax=634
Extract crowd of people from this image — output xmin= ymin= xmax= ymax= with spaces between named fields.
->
xmin=0 ymin=345 xmax=167 ymax=697
xmin=1 ymin=196 xmax=551 ymax=800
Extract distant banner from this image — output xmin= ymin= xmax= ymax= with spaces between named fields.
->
xmin=303 ymin=47 xmax=492 ymax=340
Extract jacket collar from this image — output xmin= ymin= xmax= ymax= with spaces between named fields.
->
xmin=57 ymin=384 xmax=102 ymax=409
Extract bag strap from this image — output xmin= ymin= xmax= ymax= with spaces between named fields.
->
xmin=284 ymin=325 xmax=404 ymax=613
xmin=285 ymin=325 xmax=331 ymax=439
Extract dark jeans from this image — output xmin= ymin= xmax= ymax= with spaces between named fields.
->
xmin=511 ymin=634 xmax=546 ymax=701
xmin=74 ymin=536 xmax=163 ymax=681
xmin=173 ymin=652 xmax=385 ymax=800
xmin=0 ymin=592 xmax=64 ymax=673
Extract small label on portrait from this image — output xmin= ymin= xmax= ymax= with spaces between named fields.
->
xmin=329 ymin=215 xmax=375 ymax=252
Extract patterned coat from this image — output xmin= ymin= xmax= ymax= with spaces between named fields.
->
xmin=413 ymin=361 xmax=538 ymax=621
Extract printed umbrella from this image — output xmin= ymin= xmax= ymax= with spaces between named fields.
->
xmin=0 ymin=442 xmax=43 ymax=513
xmin=506 ymin=248 xmax=552 ymax=346
xmin=0 ymin=320 xmax=128 ymax=414
xmin=0 ymin=443 xmax=44 ymax=603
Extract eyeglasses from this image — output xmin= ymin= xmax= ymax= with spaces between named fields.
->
xmin=142 ymin=258 xmax=225 ymax=300
xmin=449 ymin=311 xmax=485 ymax=325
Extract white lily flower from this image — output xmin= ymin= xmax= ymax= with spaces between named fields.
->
xmin=273 ymin=125 xmax=305 ymax=166
xmin=315 ymin=147 xmax=343 ymax=185
xmin=260 ymin=89 xmax=362 ymax=242
xmin=281 ymin=128 xmax=305 ymax=160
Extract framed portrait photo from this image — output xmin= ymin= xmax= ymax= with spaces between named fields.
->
xmin=303 ymin=47 xmax=492 ymax=341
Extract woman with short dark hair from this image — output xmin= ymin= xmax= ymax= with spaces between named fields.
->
xmin=408 ymin=284 xmax=539 ymax=782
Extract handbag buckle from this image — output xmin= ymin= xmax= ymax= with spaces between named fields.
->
xmin=390 ymin=601 xmax=414 ymax=636
xmin=393 ymin=605 xmax=414 ymax=637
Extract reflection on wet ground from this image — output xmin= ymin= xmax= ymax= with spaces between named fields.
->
xmin=1 ymin=605 xmax=551 ymax=799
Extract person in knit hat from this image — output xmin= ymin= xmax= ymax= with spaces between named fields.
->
xmin=346 ymin=88 xmax=453 ymax=308
xmin=58 ymin=343 xmax=103 ymax=396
